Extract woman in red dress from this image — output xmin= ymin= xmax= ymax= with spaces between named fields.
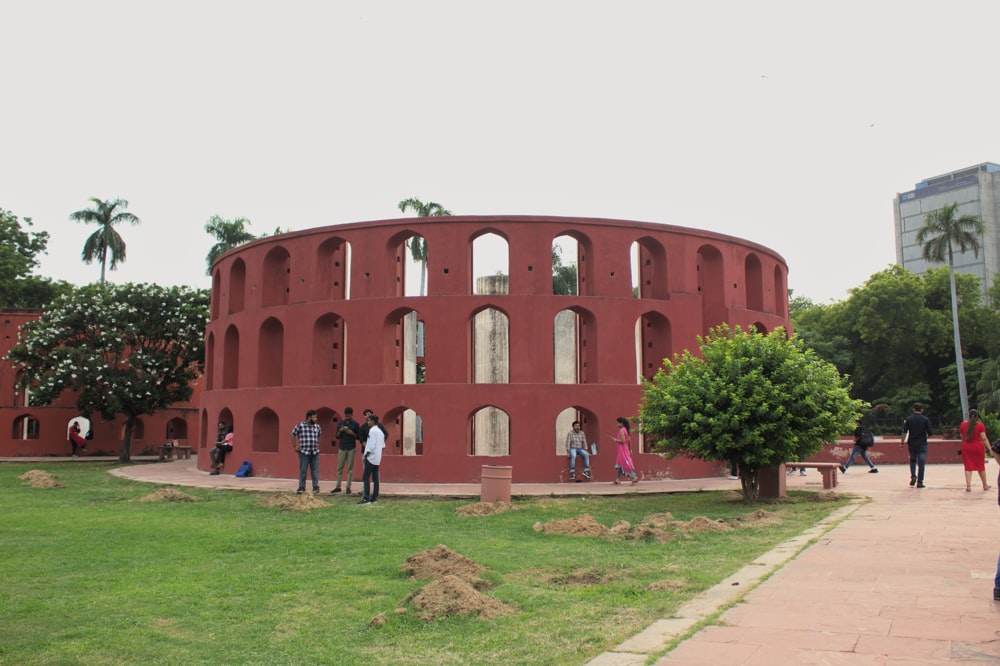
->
xmin=960 ymin=409 xmax=992 ymax=492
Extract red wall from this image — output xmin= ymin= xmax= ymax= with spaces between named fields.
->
xmin=202 ymin=216 xmax=792 ymax=482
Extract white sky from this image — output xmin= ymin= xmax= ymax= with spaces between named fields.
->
xmin=3 ymin=1 xmax=999 ymax=304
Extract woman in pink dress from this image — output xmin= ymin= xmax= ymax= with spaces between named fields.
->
xmin=960 ymin=409 xmax=991 ymax=492
xmin=610 ymin=417 xmax=637 ymax=485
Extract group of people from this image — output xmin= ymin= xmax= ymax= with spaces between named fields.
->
xmin=565 ymin=417 xmax=638 ymax=484
xmin=290 ymin=407 xmax=386 ymax=504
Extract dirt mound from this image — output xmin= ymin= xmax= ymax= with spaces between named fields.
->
xmin=402 ymin=544 xmax=485 ymax=582
xmin=638 ymin=512 xmax=675 ymax=528
xmin=677 ymin=516 xmax=732 ymax=532
xmin=648 ymin=579 xmax=686 ymax=592
xmin=257 ymin=493 xmax=329 ymax=512
xmin=409 ymin=574 xmax=515 ymax=621
xmin=806 ymin=491 xmax=842 ymax=502
xmin=17 ymin=470 xmax=62 ymax=488
xmin=730 ymin=509 xmax=781 ymax=527
xmin=134 ymin=488 xmax=197 ymax=502
xmin=542 ymin=568 xmax=615 ymax=586
xmin=455 ymin=501 xmax=517 ymax=516
xmin=532 ymin=514 xmax=609 ymax=537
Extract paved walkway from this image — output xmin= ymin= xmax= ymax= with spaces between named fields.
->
xmin=8 ymin=457 xmax=1000 ymax=663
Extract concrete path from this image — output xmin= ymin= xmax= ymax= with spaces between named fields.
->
xmin=8 ymin=456 xmax=1000 ymax=663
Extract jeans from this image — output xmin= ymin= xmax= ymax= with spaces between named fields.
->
xmin=568 ymin=447 xmax=590 ymax=473
xmin=334 ymin=447 xmax=356 ymax=489
xmin=298 ymin=451 xmax=320 ymax=491
xmin=908 ymin=443 xmax=927 ymax=482
xmin=995 ymin=552 xmax=1000 ymax=590
xmin=843 ymin=445 xmax=875 ymax=470
xmin=363 ymin=459 xmax=380 ymax=501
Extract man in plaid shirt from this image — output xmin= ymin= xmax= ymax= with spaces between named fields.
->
xmin=566 ymin=420 xmax=591 ymax=481
xmin=291 ymin=409 xmax=322 ymax=493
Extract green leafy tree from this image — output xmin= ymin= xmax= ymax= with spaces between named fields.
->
xmin=70 ymin=197 xmax=141 ymax=283
xmin=975 ymin=359 xmax=1000 ymax=414
xmin=0 ymin=208 xmax=73 ymax=308
xmin=204 ymin=215 xmax=257 ymax=274
xmin=552 ymin=245 xmax=578 ymax=295
xmin=640 ymin=325 xmax=863 ymax=503
xmin=397 ymin=198 xmax=451 ymax=296
xmin=915 ymin=202 xmax=985 ymax=419
xmin=7 ymin=283 xmax=209 ymax=462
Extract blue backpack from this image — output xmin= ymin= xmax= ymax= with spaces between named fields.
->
xmin=235 ymin=460 xmax=252 ymax=478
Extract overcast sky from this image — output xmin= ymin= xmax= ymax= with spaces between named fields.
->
xmin=4 ymin=1 xmax=999 ymax=303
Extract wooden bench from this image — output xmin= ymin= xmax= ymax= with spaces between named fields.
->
xmin=784 ymin=462 xmax=840 ymax=489
xmin=159 ymin=444 xmax=193 ymax=460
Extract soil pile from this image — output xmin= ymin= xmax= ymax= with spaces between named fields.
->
xmin=258 ymin=492 xmax=329 ymax=512
xmin=410 ymin=574 xmax=514 ymax=621
xmin=18 ymin=470 xmax=61 ymax=488
xmin=134 ymin=488 xmax=197 ymax=502
xmin=532 ymin=514 xmax=610 ymax=537
xmin=455 ymin=501 xmax=516 ymax=516
xmin=402 ymin=544 xmax=485 ymax=583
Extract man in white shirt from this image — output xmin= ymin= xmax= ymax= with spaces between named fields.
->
xmin=359 ymin=414 xmax=386 ymax=505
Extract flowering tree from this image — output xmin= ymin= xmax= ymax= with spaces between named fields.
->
xmin=6 ymin=283 xmax=209 ymax=461
xmin=640 ymin=325 xmax=863 ymax=503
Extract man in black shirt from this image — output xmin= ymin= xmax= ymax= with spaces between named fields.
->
xmin=902 ymin=402 xmax=933 ymax=488
xmin=330 ymin=407 xmax=361 ymax=495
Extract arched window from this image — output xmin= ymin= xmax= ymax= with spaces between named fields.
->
xmin=470 ymin=405 xmax=510 ymax=456
xmin=252 ymin=407 xmax=279 ymax=453
xmin=472 ymin=306 xmax=509 ymax=384
xmin=258 ymin=317 xmax=284 ymax=387
xmin=262 ymin=247 xmax=290 ymax=307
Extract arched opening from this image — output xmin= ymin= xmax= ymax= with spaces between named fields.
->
xmin=223 ymin=325 xmax=239 ymax=389
xmin=472 ymin=306 xmax=509 ymax=384
xmin=311 ymin=313 xmax=346 ymax=386
xmin=121 ymin=418 xmax=145 ymax=442
xmin=745 ymin=253 xmax=763 ymax=311
xmin=554 ymin=306 xmax=598 ymax=383
xmin=211 ymin=270 xmax=221 ymax=320
xmin=472 ymin=231 xmax=509 ymax=295
xmin=229 ymin=259 xmax=246 ymax=314
xmin=631 ymin=237 xmax=668 ymax=299
xmin=380 ymin=406 xmax=423 ymax=456
xmin=552 ymin=235 xmax=578 ymax=295
xmin=554 ymin=406 xmax=598 ymax=457
xmin=383 ymin=307 xmax=421 ymax=385
xmin=470 ymin=405 xmax=510 ymax=456
xmin=252 ymin=407 xmax=280 ymax=453
xmin=205 ymin=332 xmax=215 ymax=390
xmin=773 ymin=264 xmax=787 ymax=318
xmin=635 ymin=312 xmax=672 ymax=382
xmin=392 ymin=232 xmax=430 ymax=297
xmin=12 ymin=414 xmax=40 ymax=440
xmin=316 ymin=236 xmax=351 ymax=301
xmin=697 ymin=245 xmax=726 ymax=336
xmin=165 ymin=417 xmax=188 ymax=440
xmin=257 ymin=317 xmax=284 ymax=387
xmin=262 ymin=246 xmax=290 ymax=307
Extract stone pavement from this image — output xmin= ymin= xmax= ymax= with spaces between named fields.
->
xmin=8 ymin=456 xmax=1000 ymax=663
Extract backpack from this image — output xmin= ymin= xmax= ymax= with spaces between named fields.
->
xmin=85 ymin=429 xmax=93 ymax=441
xmin=858 ymin=428 xmax=875 ymax=448
xmin=235 ymin=460 xmax=252 ymax=478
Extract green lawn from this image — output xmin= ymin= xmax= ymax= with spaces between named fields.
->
xmin=0 ymin=463 xmax=846 ymax=665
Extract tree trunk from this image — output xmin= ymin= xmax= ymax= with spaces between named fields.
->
xmin=740 ymin=466 xmax=760 ymax=504
xmin=948 ymin=262 xmax=970 ymax=419
xmin=119 ymin=414 xmax=136 ymax=463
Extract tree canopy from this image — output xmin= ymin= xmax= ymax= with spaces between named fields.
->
xmin=6 ymin=283 xmax=209 ymax=461
xmin=640 ymin=325 xmax=862 ymax=503
xmin=70 ymin=197 xmax=141 ymax=283
xmin=204 ymin=215 xmax=257 ymax=274
xmin=0 ymin=208 xmax=72 ymax=308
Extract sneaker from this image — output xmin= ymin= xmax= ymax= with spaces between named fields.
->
xmin=583 ymin=469 xmax=592 ymax=480
xmin=369 ymin=500 xmax=378 ymax=505
xmin=993 ymin=587 xmax=1000 ymax=601
xmin=313 ymin=489 xmax=320 ymax=494
xmin=786 ymin=469 xmax=795 ymax=476
xmin=357 ymin=499 xmax=370 ymax=505
xmin=910 ymin=476 xmax=916 ymax=487
xmin=800 ymin=470 xmax=807 ymax=476
xmin=569 ymin=472 xmax=575 ymax=481
xmin=209 ymin=471 xmax=220 ymax=476
xmin=330 ymin=488 xmax=341 ymax=494
xmin=296 ymin=489 xmax=305 ymax=494
xmin=869 ymin=468 xmax=878 ymax=474
xmin=345 ymin=489 xmax=352 ymax=495
xmin=917 ymin=483 xmax=926 ymax=488
xmin=727 ymin=475 xmax=739 ymax=480
xmin=838 ymin=464 xmax=846 ymax=473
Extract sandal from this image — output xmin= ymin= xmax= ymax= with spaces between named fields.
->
xmin=985 ymin=485 xmax=992 ymax=491
xmin=613 ymin=479 xmax=621 ymax=485
xmin=966 ymin=486 xmax=972 ymax=492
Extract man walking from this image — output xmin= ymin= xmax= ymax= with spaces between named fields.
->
xmin=291 ymin=409 xmax=322 ymax=494
xmin=359 ymin=413 xmax=385 ymax=505
xmin=901 ymin=402 xmax=932 ymax=488
xmin=330 ymin=407 xmax=361 ymax=495
xmin=565 ymin=420 xmax=591 ymax=481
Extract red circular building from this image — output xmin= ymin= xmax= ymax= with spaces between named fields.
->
xmin=201 ymin=216 xmax=790 ymax=483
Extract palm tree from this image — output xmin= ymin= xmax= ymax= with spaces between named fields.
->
xmin=915 ymin=201 xmax=985 ymax=419
xmin=204 ymin=215 xmax=257 ymax=274
xmin=397 ymin=198 xmax=452 ymax=296
xmin=70 ymin=197 xmax=141 ymax=283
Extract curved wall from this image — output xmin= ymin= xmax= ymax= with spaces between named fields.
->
xmin=201 ymin=216 xmax=791 ymax=482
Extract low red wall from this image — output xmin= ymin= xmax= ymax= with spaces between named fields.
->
xmin=808 ymin=436 xmax=965 ymax=466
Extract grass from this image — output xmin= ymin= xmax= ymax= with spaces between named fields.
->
xmin=0 ymin=463 xmax=848 ymax=666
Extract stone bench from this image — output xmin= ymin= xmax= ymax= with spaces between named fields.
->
xmin=159 ymin=444 xmax=193 ymax=461
xmin=785 ymin=462 xmax=839 ymax=489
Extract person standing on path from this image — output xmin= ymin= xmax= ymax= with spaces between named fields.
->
xmin=291 ymin=409 xmax=322 ymax=494
xmin=959 ymin=408 xmax=992 ymax=492
xmin=840 ymin=421 xmax=878 ymax=474
xmin=901 ymin=402 xmax=933 ymax=488
xmin=359 ymin=414 xmax=385 ymax=505
xmin=68 ymin=422 xmax=87 ymax=456
xmin=330 ymin=407 xmax=361 ymax=495
xmin=610 ymin=417 xmax=637 ymax=485
xmin=565 ymin=420 xmax=591 ymax=481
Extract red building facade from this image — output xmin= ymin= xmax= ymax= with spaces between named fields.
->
xmin=201 ymin=216 xmax=791 ymax=482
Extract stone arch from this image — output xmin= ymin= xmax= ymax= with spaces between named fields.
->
xmin=553 ymin=230 xmax=594 ymax=296
xmin=471 ymin=229 xmax=510 ymax=295
xmin=745 ymin=253 xmax=764 ymax=311
xmin=165 ymin=417 xmax=187 ymax=440
xmin=697 ymin=244 xmax=726 ymax=336
xmin=252 ymin=407 xmax=280 ymax=453
xmin=262 ymin=246 xmax=290 ymax=307
xmin=222 ymin=325 xmax=239 ymax=389
xmin=205 ymin=331 xmax=216 ymax=390
xmin=633 ymin=236 xmax=669 ymax=299
xmin=553 ymin=305 xmax=599 ymax=383
xmin=388 ymin=229 xmax=429 ymax=297
xmin=121 ymin=418 xmax=145 ymax=442
xmin=470 ymin=405 xmax=510 ymax=456
xmin=200 ymin=408 xmax=209 ymax=450
xmin=311 ymin=312 xmax=345 ymax=386
xmin=211 ymin=270 xmax=221 ymax=320
xmin=383 ymin=306 xmax=420 ymax=385
xmin=229 ymin=258 xmax=246 ymax=314
xmin=773 ymin=264 xmax=787 ymax=318
xmin=750 ymin=321 xmax=768 ymax=334
xmin=315 ymin=236 xmax=351 ymax=301
xmin=11 ymin=413 xmax=40 ymax=440
xmin=380 ymin=406 xmax=423 ymax=456
xmin=636 ymin=311 xmax=672 ymax=382
xmin=257 ymin=317 xmax=284 ymax=387
xmin=554 ymin=406 xmax=599 ymax=457
xmin=471 ymin=304 xmax=509 ymax=384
